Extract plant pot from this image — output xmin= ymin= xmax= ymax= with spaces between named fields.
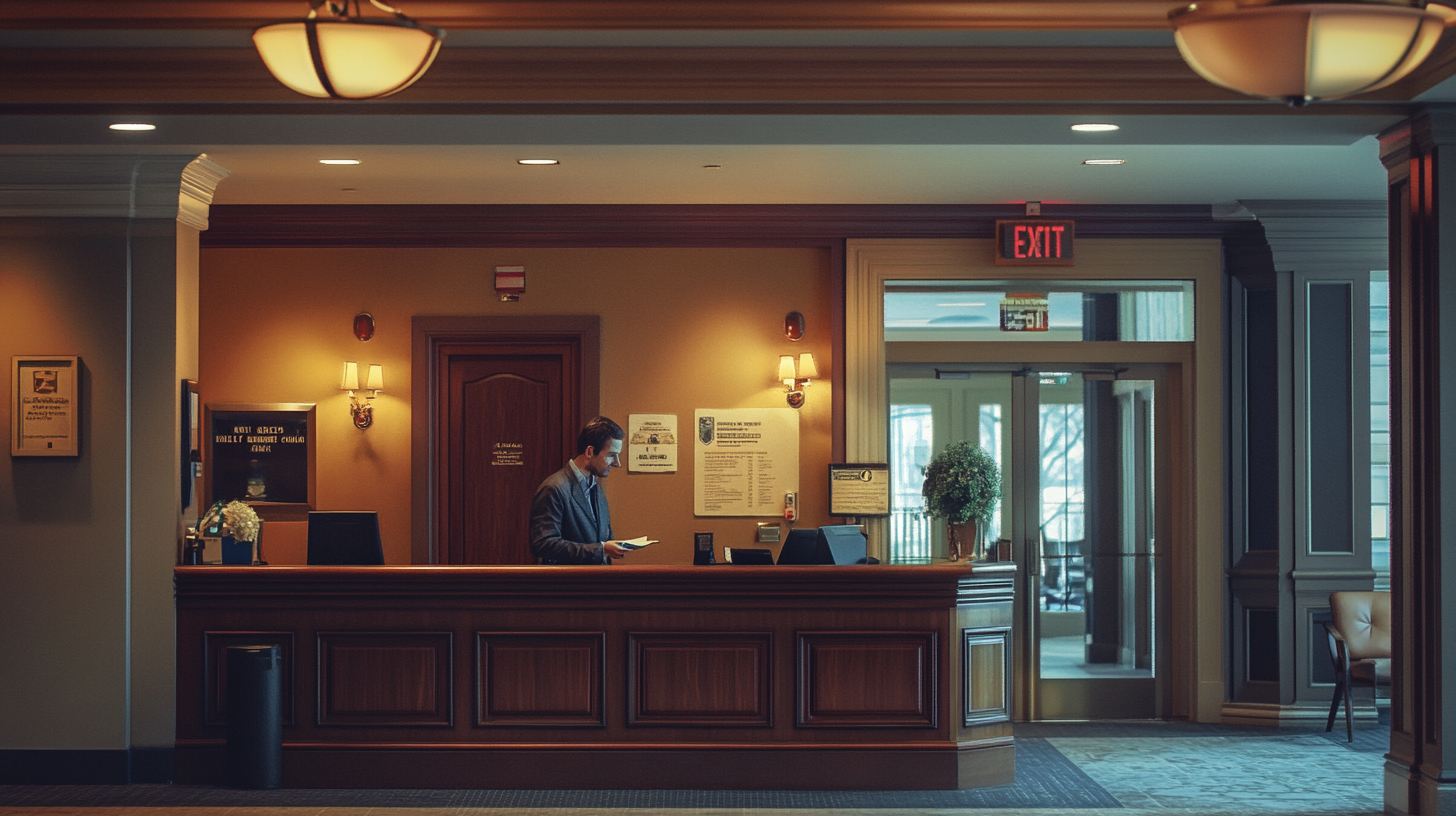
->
xmin=221 ymin=535 xmax=255 ymax=565
xmin=947 ymin=519 xmax=985 ymax=562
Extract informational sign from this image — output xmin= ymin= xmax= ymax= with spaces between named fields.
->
xmin=207 ymin=403 xmax=315 ymax=508
xmin=12 ymin=356 xmax=79 ymax=457
xmin=491 ymin=442 xmax=525 ymax=466
xmin=828 ymin=463 xmax=891 ymax=516
xmin=628 ymin=413 xmax=678 ymax=472
xmin=995 ymin=219 xmax=1075 ymax=266
xmin=1000 ymin=293 xmax=1050 ymax=332
xmin=694 ymin=408 xmax=799 ymax=517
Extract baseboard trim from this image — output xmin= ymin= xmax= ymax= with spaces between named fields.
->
xmin=176 ymin=743 xmax=1011 ymax=790
xmin=0 ymin=748 xmax=172 ymax=784
xmin=1220 ymin=701 xmax=1381 ymax=726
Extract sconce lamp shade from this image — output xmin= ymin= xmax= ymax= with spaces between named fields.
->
xmin=365 ymin=364 xmax=384 ymax=392
xmin=254 ymin=6 xmax=444 ymax=100
xmin=341 ymin=361 xmax=360 ymax=391
xmin=798 ymin=353 xmax=819 ymax=380
xmin=779 ymin=355 xmax=797 ymax=383
xmin=1169 ymin=1 xmax=1456 ymax=103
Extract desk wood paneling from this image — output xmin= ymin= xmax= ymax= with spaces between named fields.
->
xmin=175 ymin=564 xmax=1014 ymax=790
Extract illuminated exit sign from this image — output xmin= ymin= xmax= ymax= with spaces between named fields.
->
xmin=995 ymin=220 xmax=1075 ymax=266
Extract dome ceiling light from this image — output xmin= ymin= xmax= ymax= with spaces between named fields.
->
xmin=254 ymin=0 xmax=444 ymax=100
xmin=1169 ymin=0 xmax=1456 ymax=105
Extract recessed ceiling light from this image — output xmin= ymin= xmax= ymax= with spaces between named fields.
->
xmin=319 ymin=159 xmax=360 ymax=165
xmin=517 ymin=159 xmax=560 ymax=165
xmin=936 ymin=302 xmax=986 ymax=307
xmin=109 ymin=123 xmax=155 ymax=132
xmin=1071 ymin=123 xmax=1120 ymax=132
xmin=1082 ymin=159 xmax=1126 ymax=165
xmin=703 ymin=164 xmax=723 ymax=170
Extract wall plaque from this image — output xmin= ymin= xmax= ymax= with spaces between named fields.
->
xmin=206 ymin=403 xmax=316 ymax=519
xmin=11 ymin=356 xmax=80 ymax=457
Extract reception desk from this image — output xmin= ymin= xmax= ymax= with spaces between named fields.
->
xmin=175 ymin=563 xmax=1014 ymax=790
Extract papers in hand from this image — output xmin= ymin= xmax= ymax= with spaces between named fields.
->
xmin=618 ymin=536 xmax=657 ymax=550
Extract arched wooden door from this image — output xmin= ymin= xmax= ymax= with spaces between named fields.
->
xmin=416 ymin=317 xmax=599 ymax=564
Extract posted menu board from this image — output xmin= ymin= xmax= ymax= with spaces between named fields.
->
xmin=694 ymin=408 xmax=798 ymax=517
xmin=206 ymin=403 xmax=315 ymax=513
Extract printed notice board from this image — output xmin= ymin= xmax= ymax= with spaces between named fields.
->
xmin=694 ymin=407 xmax=798 ymax=517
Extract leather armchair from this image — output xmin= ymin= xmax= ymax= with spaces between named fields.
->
xmin=1324 ymin=590 xmax=1391 ymax=742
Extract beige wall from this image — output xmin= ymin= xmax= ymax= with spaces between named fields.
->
xmin=200 ymin=246 xmax=835 ymax=565
xmin=0 ymin=220 xmax=131 ymax=749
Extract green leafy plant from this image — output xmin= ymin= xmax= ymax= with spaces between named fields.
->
xmin=921 ymin=441 xmax=1002 ymax=525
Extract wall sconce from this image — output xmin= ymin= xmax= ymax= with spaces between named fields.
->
xmin=778 ymin=353 xmax=819 ymax=409
xmin=341 ymin=362 xmax=384 ymax=429
xmin=253 ymin=0 xmax=445 ymax=100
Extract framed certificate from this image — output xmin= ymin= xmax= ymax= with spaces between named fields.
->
xmin=11 ymin=356 xmax=80 ymax=457
xmin=828 ymin=463 xmax=890 ymax=517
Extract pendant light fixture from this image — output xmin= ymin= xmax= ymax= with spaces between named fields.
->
xmin=1168 ymin=0 xmax=1456 ymax=105
xmin=254 ymin=0 xmax=444 ymax=100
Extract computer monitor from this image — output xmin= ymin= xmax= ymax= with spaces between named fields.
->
xmin=307 ymin=511 xmax=384 ymax=565
xmin=776 ymin=528 xmax=825 ymax=564
xmin=775 ymin=525 xmax=869 ymax=565
xmin=818 ymin=525 xmax=869 ymax=564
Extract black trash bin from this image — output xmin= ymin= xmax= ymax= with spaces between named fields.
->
xmin=225 ymin=644 xmax=282 ymax=789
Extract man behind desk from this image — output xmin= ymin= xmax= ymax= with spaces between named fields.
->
xmin=530 ymin=416 xmax=631 ymax=565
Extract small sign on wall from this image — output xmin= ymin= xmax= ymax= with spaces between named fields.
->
xmin=628 ymin=413 xmax=678 ymax=472
xmin=995 ymin=220 xmax=1075 ymax=266
xmin=11 ymin=355 xmax=79 ymax=457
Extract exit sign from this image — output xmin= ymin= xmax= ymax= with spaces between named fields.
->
xmin=995 ymin=220 xmax=1075 ymax=266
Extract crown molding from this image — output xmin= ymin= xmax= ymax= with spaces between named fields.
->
xmin=0 ymin=153 xmax=228 ymax=224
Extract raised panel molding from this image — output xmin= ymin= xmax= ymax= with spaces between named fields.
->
xmin=627 ymin=632 xmax=772 ymax=726
xmin=202 ymin=631 xmax=295 ymax=727
xmin=963 ymin=628 xmax=1011 ymax=726
xmin=476 ymin=632 xmax=605 ymax=727
xmin=797 ymin=631 xmax=937 ymax=728
xmin=317 ymin=632 xmax=453 ymax=727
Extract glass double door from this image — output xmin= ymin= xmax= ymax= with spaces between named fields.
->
xmin=890 ymin=365 xmax=1167 ymax=720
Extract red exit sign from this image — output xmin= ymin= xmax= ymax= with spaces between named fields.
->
xmin=995 ymin=220 xmax=1075 ymax=266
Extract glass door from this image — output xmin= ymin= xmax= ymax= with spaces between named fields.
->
xmin=890 ymin=365 xmax=1167 ymax=720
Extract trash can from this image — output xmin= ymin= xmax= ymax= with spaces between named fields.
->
xmin=225 ymin=644 xmax=282 ymax=789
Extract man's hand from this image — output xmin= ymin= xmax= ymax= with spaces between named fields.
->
xmin=603 ymin=541 xmax=629 ymax=559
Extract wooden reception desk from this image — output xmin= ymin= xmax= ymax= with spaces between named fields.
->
xmin=174 ymin=563 xmax=1014 ymax=790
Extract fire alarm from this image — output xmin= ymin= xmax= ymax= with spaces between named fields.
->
xmin=495 ymin=266 xmax=525 ymax=302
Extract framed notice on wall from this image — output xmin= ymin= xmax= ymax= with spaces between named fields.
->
xmin=205 ymin=403 xmax=316 ymax=520
xmin=11 ymin=356 xmax=80 ymax=457
xmin=828 ymin=463 xmax=890 ymax=516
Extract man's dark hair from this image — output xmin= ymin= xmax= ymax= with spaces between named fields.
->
xmin=577 ymin=415 xmax=624 ymax=455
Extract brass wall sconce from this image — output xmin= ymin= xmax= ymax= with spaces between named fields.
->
xmin=341 ymin=362 xmax=384 ymax=429
xmin=778 ymin=353 xmax=819 ymax=409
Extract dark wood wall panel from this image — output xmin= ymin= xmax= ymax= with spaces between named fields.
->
xmin=202 ymin=631 xmax=295 ymax=727
xmin=628 ymin=633 xmax=772 ymax=726
xmin=317 ymin=633 xmax=453 ymax=727
xmin=797 ymin=632 xmax=937 ymax=728
xmin=476 ymin=632 xmax=604 ymax=727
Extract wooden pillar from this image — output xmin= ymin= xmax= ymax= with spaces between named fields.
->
xmin=1380 ymin=110 xmax=1456 ymax=816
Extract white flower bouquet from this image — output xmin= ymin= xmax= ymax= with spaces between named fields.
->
xmin=199 ymin=499 xmax=262 ymax=543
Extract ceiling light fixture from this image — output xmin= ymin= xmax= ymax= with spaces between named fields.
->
xmin=936 ymin=302 xmax=987 ymax=307
xmin=1169 ymin=0 xmax=1456 ymax=105
xmin=517 ymin=159 xmax=560 ymax=166
xmin=254 ymin=0 xmax=444 ymax=100
xmin=319 ymin=159 xmax=361 ymax=165
xmin=1082 ymin=159 xmax=1126 ymax=165
xmin=109 ymin=123 xmax=156 ymax=132
xmin=1071 ymin=123 xmax=1119 ymax=132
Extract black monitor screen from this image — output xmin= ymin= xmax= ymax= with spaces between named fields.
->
xmin=818 ymin=525 xmax=868 ymax=565
xmin=307 ymin=511 xmax=384 ymax=565
xmin=777 ymin=528 xmax=828 ymax=565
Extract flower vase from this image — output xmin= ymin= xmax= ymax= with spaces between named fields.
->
xmin=947 ymin=519 xmax=985 ymax=562
xmin=220 ymin=533 xmax=254 ymax=565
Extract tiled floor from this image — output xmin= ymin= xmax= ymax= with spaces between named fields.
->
xmin=0 ymin=720 xmax=1389 ymax=816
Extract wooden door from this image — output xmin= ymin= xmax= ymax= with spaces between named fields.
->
xmin=424 ymin=319 xmax=597 ymax=564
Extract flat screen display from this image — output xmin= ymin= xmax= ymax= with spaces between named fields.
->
xmin=307 ymin=511 xmax=384 ymax=565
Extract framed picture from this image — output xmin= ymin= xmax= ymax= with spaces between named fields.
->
xmin=11 ymin=356 xmax=80 ymax=457
xmin=181 ymin=379 xmax=200 ymax=510
xmin=205 ymin=403 xmax=316 ymax=521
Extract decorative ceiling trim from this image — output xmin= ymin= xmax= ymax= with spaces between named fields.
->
xmin=179 ymin=155 xmax=232 ymax=230
xmin=0 ymin=153 xmax=217 ymax=221
xmin=1239 ymin=199 xmax=1387 ymax=274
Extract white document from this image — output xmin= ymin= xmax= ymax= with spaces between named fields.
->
xmin=618 ymin=536 xmax=658 ymax=550
xmin=628 ymin=413 xmax=678 ymax=472
xmin=693 ymin=408 xmax=799 ymax=516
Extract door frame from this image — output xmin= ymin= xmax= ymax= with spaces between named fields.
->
xmin=412 ymin=315 xmax=600 ymax=564
xmin=847 ymin=237 xmax=1222 ymax=722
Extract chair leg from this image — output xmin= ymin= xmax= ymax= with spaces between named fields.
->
xmin=1327 ymin=682 xmax=1343 ymax=733
xmin=1344 ymin=678 xmax=1355 ymax=742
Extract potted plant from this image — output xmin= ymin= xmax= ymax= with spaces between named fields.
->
xmin=198 ymin=499 xmax=262 ymax=565
xmin=921 ymin=441 xmax=1001 ymax=561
